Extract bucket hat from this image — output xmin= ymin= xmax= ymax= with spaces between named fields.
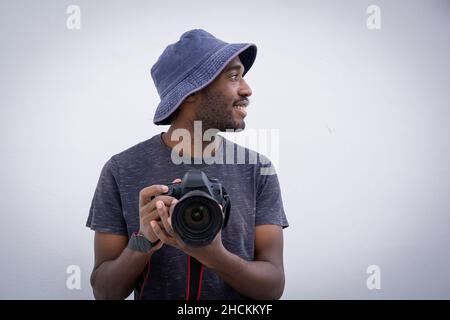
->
xmin=151 ymin=29 xmax=257 ymax=125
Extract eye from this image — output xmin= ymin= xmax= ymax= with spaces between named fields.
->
xmin=230 ymin=74 xmax=239 ymax=81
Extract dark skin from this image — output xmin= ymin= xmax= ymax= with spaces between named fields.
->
xmin=90 ymin=57 xmax=285 ymax=300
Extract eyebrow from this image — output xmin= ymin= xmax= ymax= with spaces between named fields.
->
xmin=224 ymin=64 xmax=244 ymax=73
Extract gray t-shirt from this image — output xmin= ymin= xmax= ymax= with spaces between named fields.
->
xmin=86 ymin=133 xmax=288 ymax=299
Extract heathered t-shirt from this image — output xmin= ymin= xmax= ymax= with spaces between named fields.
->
xmin=86 ymin=133 xmax=288 ymax=300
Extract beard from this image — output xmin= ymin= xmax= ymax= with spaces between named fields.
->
xmin=195 ymin=89 xmax=245 ymax=132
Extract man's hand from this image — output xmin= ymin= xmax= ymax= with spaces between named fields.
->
xmin=150 ymin=178 xmax=226 ymax=267
xmin=138 ymin=180 xmax=179 ymax=253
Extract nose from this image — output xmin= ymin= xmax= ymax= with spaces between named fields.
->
xmin=239 ymin=78 xmax=252 ymax=97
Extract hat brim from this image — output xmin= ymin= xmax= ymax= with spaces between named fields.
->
xmin=153 ymin=43 xmax=257 ymax=125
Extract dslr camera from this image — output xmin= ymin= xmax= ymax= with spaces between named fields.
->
xmin=159 ymin=170 xmax=231 ymax=247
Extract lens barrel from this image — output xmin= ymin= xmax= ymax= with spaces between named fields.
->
xmin=171 ymin=190 xmax=224 ymax=246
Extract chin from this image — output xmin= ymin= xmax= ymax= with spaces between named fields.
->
xmin=217 ymin=119 xmax=245 ymax=131
xmin=234 ymin=121 xmax=246 ymax=131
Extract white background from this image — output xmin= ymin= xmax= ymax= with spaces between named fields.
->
xmin=0 ymin=0 xmax=449 ymax=299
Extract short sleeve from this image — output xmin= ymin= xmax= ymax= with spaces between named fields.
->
xmin=86 ymin=157 xmax=128 ymax=235
xmin=255 ymin=158 xmax=289 ymax=228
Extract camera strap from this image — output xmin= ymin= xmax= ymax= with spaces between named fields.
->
xmin=186 ymin=255 xmax=204 ymax=300
xmin=222 ymin=187 xmax=231 ymax=228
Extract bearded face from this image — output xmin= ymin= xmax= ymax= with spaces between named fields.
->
xmin=195 ymin=88 xmax=249 ymax=131
xmin=194 ymin=57 xmax=252 ymax=131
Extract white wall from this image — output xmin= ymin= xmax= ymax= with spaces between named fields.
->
xmin=0 ymin=0 xmax=449 ymax=299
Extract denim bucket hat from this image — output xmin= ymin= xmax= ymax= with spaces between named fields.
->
xmin=151 ymin=29 xmax=257 ymax=125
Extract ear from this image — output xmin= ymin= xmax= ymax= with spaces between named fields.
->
xmin=185 ymin=91 xmax=199 ymax=103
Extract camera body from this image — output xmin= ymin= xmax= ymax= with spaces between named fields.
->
xmin=164 ymin=170 xmax=231 ymax=247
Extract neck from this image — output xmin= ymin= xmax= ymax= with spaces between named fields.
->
xmin=161 ymin=120 xmax=221 ymax=159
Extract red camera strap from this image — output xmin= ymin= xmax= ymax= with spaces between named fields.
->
xmin=186 ymin=255 xmax=204 ymax=300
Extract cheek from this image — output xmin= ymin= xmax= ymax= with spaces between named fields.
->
xmin=218 ymin=83 xmax=238 ymax=105
xmin=217 ymin=94 xmax=234 ymax=111
xmin=226 ymin=92 xmax=237 ymax=107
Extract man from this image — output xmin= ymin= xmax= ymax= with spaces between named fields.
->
xmin=87 ymin=29 xmax=289 ymax=300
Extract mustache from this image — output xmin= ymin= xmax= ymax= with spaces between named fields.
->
xmin=234 ymin=98 xmax=250 ymax=106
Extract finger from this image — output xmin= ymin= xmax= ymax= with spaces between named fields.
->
xmin=168 ymin=199 xmax=180 ymax=241
xmin=158 ymin=221 xmax=167 ymax=230
xmin=141 ymin=210 xmax=161 ymax=228
xmin=172 ymin=178 xmax=182 ymax=184
xmin=143 ymin=217 xmax=166 ymax=237
xmin=166 ymin=215 xmax=186 ymax=249
xmin=147 ymin=231 xmax=160 ymax=244
xmin=140 ymin=195 xmax=177 ymax=218
xmin=156 ymin=200 xmax=174 ymax=236
xmin=151 ymin=220 xmax=177 ymax=247
xmin=152 ymin=219 xmax=166 ymax=230
xmin=140 ymin=209 xmax=160 ymax=223
xmin=141 ymin=219 xmax=161 ymax=243
xmin=139 ymin=185 xmax=169 ymax=207
xmin=168 ymin=198 xmax=179 ymax=218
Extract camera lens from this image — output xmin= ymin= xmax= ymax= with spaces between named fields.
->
xmin=172 ymin=190 xmax=224 ymax=246
xmin=192 ymin=211 xmax=201 ymax=221
xmin=191 ymin=208 xmax=204 ymax=222
xmin=183 ymin=203 xmax=212 ymax=232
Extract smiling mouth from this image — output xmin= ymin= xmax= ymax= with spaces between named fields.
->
xmin=233 ymin=101 xmax=248 ymax=117
xmin=233 ymin=101 xmax=248 ymax=111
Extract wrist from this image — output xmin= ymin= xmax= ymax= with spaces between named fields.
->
xmin=126 ymin=245 xmax=153 ymax=259
xmin=128 ymin=231 xmax=160 ymax=253
xmin=199 ymin=243 xmax=229 ymax=270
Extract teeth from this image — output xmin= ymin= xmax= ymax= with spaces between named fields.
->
xmin=234 ymin=105 xmax=246 ymax=110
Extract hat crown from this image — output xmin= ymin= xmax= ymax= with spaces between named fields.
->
xmin=151 ymin=29 xmax=226 ymax=98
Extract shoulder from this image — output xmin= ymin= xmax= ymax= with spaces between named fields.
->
xmin=109 ymin=134 xmax=162 ymax=168
xmin=96 ymin=135 xmax=163 ymax=184
xmin=114 ymin=137 xmax=155 ymax=159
